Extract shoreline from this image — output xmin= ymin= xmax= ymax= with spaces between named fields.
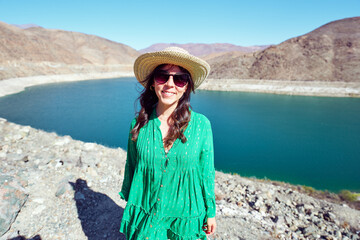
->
xmin=0 ymin=72 xmax=134 ymax=98
xmin=1 ymin=118 xmax=359 ymax=239
xmin=1 ymin=73 xmax=360 ymax=98
xmin=199 ymin=78 xmax=360 ymax=97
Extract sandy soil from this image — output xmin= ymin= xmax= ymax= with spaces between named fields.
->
xmin=1 ymin=74 xmax=359 ymax=98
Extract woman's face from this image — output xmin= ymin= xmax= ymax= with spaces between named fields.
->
xmin=152 ymin=64 xmax=188 ymax=108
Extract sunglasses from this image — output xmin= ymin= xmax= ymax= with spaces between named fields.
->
xmin=154 ymin=70 xmax=190 ymax=88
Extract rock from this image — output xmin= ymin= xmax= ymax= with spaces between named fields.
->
xmin=54 ymin=137 xmax=71 ymax=146
xmin=0 ymin=173 xmax=28 ymax=236
xmin=334 ymin=230 xmax=342 ymax=238
xmin=12 ymin=134 xmax=23 ymax=141
xmin=1 ymin=118 xmax=360 ymax=239
xmin=55 ymin=175 xmax=75 ymax=197
xmin=32 ymin=198 xmax=45 ymax=204
xmin=0 ymin=152 xmax=6 ymax=158
xmin=303 ymin=225 xmax=318 ymax=237
xmin=33 ymin=205 xmax=47 ymax=215
xmin=83 ymin=143 xmax=96 ymax=151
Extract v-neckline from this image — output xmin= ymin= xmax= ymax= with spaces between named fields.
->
xmin=153 ymin=109 xmax=177 ymax=155
xmin=151 ymin=108 xmax=192 ymax=155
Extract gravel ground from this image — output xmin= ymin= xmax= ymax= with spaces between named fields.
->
xmin=0 ymin=118 xmax=359 ymax=240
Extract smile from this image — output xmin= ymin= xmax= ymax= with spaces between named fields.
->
xmin=162 ymin=90 xmax=176 ymax=96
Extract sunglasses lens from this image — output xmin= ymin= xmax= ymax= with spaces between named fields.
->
xmin=154 ymin=72 xmax=168 ymax=84
xmin=173 ymin=74 xmax=189 ymax=87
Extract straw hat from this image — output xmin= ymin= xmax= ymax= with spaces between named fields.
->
xmin=134 ymin=47 xmax=210 ymax=89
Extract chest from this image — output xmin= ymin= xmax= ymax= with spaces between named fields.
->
xmin=136 ymin=120 xmax=203 ymax=169
xmin=159 ymin=122 xmax=170 ymax=140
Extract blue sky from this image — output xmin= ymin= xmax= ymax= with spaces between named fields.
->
xmin=0 ymin=0 xmax=359 ymax=50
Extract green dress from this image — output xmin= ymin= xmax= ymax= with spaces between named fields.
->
xmin=119 ymin=108 xmax=216 ymax=240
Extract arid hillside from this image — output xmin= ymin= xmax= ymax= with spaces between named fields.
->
xmin=208 ymin=17 xmax=360 ymax=82
xmin=1 ymin=17 xmax=359 ymax=83
xmin=0 ymin=21 xmax=139 ymax=79
xmin=139 ymin=43 xmax=270 ymax=57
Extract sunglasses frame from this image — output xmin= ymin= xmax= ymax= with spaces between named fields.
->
xmin=153 ymin=70 xmax=190 ymax=88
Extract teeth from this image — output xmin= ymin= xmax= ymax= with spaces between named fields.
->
xmin=163 ymin=91 xmax=175 ymax=96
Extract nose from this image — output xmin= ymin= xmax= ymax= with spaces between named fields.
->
xmin=165 ymin=76 xmax=175 ymax=87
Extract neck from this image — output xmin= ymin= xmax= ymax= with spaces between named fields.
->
xmin=156 ymin=102 xmax=177 ymax=122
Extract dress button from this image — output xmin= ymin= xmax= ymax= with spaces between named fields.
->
xmin=150 ymin=224 xmax=153 ymax=228
xmin=163 ymin=170 xmax=166 ymax=172
xmin=160 ymin=184 xmax=163 ymax=187
xmin=158 ymin=198 xmax=160 ymax=201
xmin=154 ymin=213 xmax=156 ymax=215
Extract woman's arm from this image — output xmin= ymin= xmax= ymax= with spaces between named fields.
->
xmin=199 ymin=117 xmax=217 ymax=235
xmin=199 ymin=117 xmax=216 ymax=218
xmin=119 ymin=120 xmax=137 ymax=201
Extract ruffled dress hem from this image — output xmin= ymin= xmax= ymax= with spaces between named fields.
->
xmin=120 ymin=204 xmax=208 ymax=240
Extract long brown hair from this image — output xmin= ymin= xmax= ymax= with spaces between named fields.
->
xmin=131 ymin=64 xmax=195 ymax=148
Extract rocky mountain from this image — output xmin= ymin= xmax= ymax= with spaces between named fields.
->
xmin=2 ymin=17 xmax=359 ymax=83
xmin=12 ymin=23 xmax=42 ymax=29
xmin=208 ymin=17 xmax=360 ymax=82
xmin=139 ymin=43 xmax=270 ymax=57
xmin=0 ymin=21 xmax=139 ymax=79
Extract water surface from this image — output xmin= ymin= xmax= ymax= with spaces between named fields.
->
xmin=0 ymin=77 xmax=359 ymax=192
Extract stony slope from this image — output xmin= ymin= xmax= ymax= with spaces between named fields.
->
xmin=0 ymin=21 xmax=139 ymax=79
xmin=139 ymin=43 xmax=270 ymax=56
xmin=208 ymin=17 xmax=360 ymax=82
xmin=12 ymin=24 xmax=41 ymax=29
xmin=1 ymin=118 xmax=359 ymax=240
xmin=1 ymin=17 xmax=360 ymax=97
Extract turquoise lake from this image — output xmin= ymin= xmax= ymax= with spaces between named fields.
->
xmin=0 ymin=77 xmax=359 ymax=192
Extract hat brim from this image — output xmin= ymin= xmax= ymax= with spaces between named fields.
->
xmin=134 ymin=50 xmax=210 ymax=89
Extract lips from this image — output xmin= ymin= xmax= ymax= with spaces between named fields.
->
xmin=162 ymin=90 xmax=175 ymax=97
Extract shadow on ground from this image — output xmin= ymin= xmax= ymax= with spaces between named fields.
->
xmin=8 ymin=235 xmax=42 ymax=240
xmin=69 ymin=179 xmax=126 ymax=240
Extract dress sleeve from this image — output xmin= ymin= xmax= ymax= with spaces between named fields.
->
xmin=119 ymin=119 xmax=137 ymax=201
xmin=199 ymin=118 xmax=216 ymax=218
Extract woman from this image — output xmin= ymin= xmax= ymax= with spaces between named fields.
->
xmin=119 ymin=47 xmax=216 ymax=240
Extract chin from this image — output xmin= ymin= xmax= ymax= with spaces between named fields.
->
xmin=159 ymin=98 xmax=179 ymax=107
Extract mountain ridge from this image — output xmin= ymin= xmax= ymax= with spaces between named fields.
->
xmin=208 ymin=17 xmax=360 ymax=82
xmin=1 ymin=17 xmax=359 ymax=84
xmin=0 ymin=21 xmax=139 ymax=79
xmin=140 ymin=43 xmax=270 ymax=57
